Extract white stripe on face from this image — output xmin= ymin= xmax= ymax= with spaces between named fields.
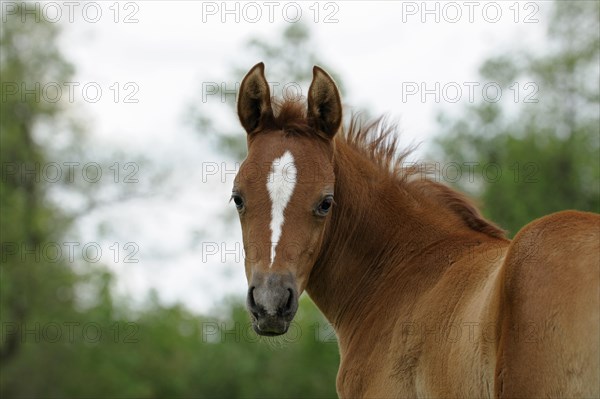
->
xmin=266 ymin=150 xmax=297 ymax=268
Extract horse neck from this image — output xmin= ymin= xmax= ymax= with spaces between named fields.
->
xmin=305 ymin=139 xmax=500 ymax=349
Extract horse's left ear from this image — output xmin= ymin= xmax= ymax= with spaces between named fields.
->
xmin=307 ymin=66 xmax=342 ymax=139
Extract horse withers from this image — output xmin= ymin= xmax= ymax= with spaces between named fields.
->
xmin=231 ymin=62 xmax=600 ymax=397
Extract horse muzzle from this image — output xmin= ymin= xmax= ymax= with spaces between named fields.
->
xmin=247 ymin=272 xmax=298 ymax=336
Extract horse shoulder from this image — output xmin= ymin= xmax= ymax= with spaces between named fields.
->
xmin=496 ymin=210 xmax=600 ymax=398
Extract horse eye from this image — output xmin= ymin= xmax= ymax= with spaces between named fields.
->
xmin=316 ymin=196 xmax=334 ymax=216
xmin=231 ymin=194 xmax=244 ymax=211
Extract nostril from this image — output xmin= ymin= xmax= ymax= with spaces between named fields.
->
xmin=247 ymin=287 xmax=259 ymax=318
xmin=284 ymin=288 xmax=294 ymax=312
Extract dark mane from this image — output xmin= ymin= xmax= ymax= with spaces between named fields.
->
xmin=343 ymin=115 xmax=417 ymax=181
xmin=270 ymin=99 xmax=506 ymax=239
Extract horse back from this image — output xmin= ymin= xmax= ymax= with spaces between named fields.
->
xmin=496 ymin=210 xmax=600 ymax=397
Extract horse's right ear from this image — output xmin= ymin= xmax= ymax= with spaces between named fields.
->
xmin=237 ymin=62 xmax=273 ymax=135
xmin=307 ymin=66 xmax=342 ymax=139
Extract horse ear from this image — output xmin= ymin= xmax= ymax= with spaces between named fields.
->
xmin=237 ymin=62 xmax=273 ymax=134
xmin=307 ymin=66 xmax=342 ymax=139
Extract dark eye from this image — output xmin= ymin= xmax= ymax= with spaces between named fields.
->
xmin=231 ymin=194 xmax=244 ymax=211
xmin=316 ymin=196 xmax=334 ymax=216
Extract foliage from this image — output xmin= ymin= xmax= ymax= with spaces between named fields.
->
xmin=433 ymin=1 xmax=599 ymax=236
xmin=3 ymin=289 xmax=338 ymax=398
xmin=1 ymin=0 xmax=79 ymax=368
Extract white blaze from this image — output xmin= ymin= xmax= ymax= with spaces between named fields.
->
xmin=266 ymin=150 xmax=297 ymax=267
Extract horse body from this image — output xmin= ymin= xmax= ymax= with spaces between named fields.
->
xmin=311 ymin=138 xmax=600 ymax=397
xmin=233 ymin=63 xmax=600 ymax=398
xmin=309 ymin=155 xmax=600 ymax=397
xmin=306 ymin=137 xmax=511 ymax=397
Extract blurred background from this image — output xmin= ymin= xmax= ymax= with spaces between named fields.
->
xmin=1 ymin=1 xmax=598 ymax=397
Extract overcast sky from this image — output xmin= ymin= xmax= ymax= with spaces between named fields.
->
xmin=45 ymin=1 xmax=551 ymax=314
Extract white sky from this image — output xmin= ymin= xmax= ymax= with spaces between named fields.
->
xmin=39 ymin=1 xmax=551 ymax=313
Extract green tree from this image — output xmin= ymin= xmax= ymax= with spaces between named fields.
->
xmin=433 ymin=0 xmax=599 ymax=236
xmin=0 ymin=1 xmax=79 ymax=366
